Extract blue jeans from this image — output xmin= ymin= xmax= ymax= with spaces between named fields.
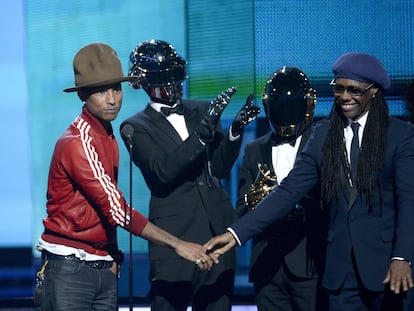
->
xmin=40 ymin=256 xmax=118 ymax=311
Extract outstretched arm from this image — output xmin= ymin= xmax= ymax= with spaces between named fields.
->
xmin=140 ymin=221 xmax=214 ymax=271
xmin=204 ymin=231 xmax=237 ymax=258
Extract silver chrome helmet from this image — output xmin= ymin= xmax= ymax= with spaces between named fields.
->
xmin=128 ymin=39 xmax=187 ymax=105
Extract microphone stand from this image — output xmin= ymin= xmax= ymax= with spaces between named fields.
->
xmin=121 ymin=124 xmax=136 ymax=311
xmin=128 ymin=140 xmax=134 ymax=311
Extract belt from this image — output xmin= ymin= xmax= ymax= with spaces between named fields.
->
xmin=43 ymin=251 xmax=113 ymax=269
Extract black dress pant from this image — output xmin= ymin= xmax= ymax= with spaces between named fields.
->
xmin=150 ymin=269 xmax=234 ymax=311
xmin=254 ymin=263 xmax=319 ymax=311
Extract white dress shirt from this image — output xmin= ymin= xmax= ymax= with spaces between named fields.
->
xmin=272 ymin=136 xmax=302 ymax=183
xmin=150 ymin=101 xmax=189 ymax=141
xmin=344 ymin=112 xmax=368 ymax=164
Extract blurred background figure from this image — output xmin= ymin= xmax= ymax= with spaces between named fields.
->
xmin=235 ymin=66 xmax=327 ymax=311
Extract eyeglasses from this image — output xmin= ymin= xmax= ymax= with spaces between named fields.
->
xmin=330 ymin=80 xmax=374 ymax=97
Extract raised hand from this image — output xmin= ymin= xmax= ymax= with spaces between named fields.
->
xmin=196 ymin=87 xmax=237 ymax=143
xmin=206 ymin=87 xmax=237 ymax=127
xmin=231 ymin=93 xmax=261 ymax=136
xmin=204 ymin=231 xmax=237 ymax=258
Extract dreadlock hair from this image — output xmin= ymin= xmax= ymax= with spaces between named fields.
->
xmin=320 ymin=91 xmax=389 ymax=210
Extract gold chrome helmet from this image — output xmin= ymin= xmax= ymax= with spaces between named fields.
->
xmin=262 ymin=66 xmax=316 ymax=138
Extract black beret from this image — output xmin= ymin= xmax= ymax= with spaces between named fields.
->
xmin=332 ymin=52 xmax=391 ymax=91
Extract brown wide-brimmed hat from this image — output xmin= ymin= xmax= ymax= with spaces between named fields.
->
xmin=64 ymin=43 xmax=135 ymax=92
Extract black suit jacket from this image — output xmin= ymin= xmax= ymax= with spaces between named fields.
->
xmin=120 ymin=99 xmax=241 ymax=282
xmin=230 ymin=117 xmax=414 ymax=291
xmin=235 ymin=127 xmax=326 ymax=284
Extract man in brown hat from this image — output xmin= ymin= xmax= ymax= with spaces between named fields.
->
xmin=35 ymin=43 xmax=214 ymax=311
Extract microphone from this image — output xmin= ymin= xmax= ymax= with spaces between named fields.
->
xmin=121 ymin=124 xmax=134 ymax=149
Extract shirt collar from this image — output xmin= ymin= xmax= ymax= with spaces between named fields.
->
xmin=347 ymin=111 xmax=368 ymax=130
xmin=150 ymin=100 xmax=180 ymax=113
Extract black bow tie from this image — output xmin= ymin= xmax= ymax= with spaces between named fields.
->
xmin=270 ymin=134 xmax=297 ymax=147
xmin=160 ymin=105 xmax=185 ymax=117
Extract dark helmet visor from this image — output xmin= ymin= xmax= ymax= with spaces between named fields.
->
xmin=128 ymin=39 xmax=187 ymax=89
xmin=263 ymin=66 xmax=315 ymax=137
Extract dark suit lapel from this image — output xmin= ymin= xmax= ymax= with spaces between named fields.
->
xmin=348 ymin=187 xmax=358 ymax=208
xmin=339 ymin=165 xmax=351 ymax=204
xmin=299 ymin=127 xmax=312 ymax=152
xmin=144 ymin=104 xmax=185 ymax=145
xmin=260 ymin=133 xmax=274 ymax=170
xmin=337 ymin=160 xmax=360 ymax=209
xmin=180 ymin=100 xmax=200 ymax=133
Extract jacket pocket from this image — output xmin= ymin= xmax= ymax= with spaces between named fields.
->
xmin=380 ymin=228 xmax=393 ymax=243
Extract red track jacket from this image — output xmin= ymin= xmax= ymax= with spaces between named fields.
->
xmin=42 ymin=108 xmax=148 ymax=256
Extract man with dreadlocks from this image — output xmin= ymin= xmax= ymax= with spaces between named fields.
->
xmin=205 ymin=52 xmax=414 ymax=311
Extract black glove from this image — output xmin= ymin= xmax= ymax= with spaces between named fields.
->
xmin=231 ymin=93 xmax=261 ymax=136
xmin=196 ymin=87 xmax=237 ymax=143
xmin=205 ymin=87 xmax=237 ymax=127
